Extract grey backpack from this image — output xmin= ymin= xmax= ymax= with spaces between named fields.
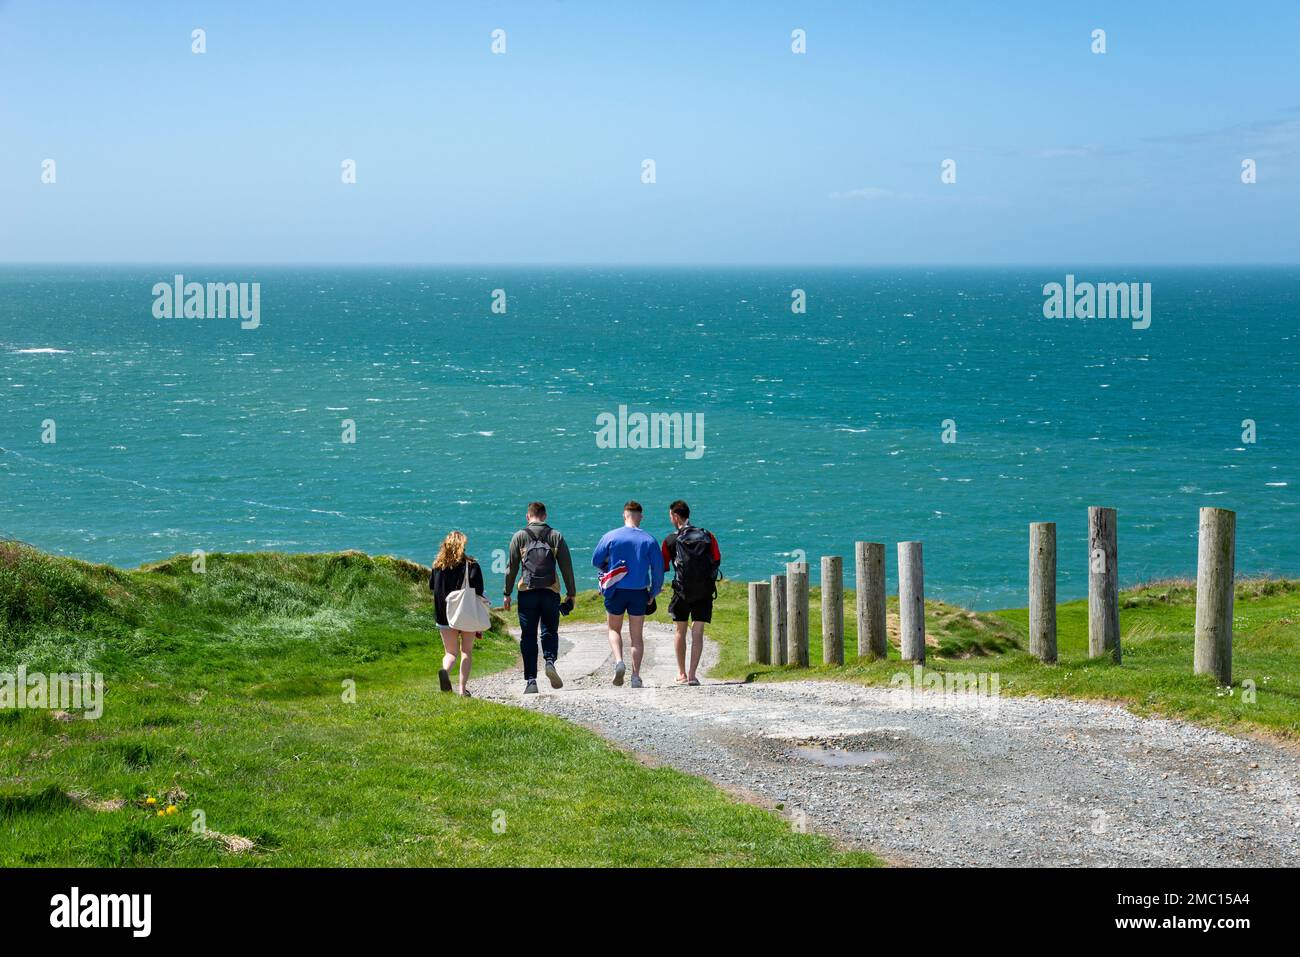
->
xmin=521 ymin=527 xmax=557 ymax=588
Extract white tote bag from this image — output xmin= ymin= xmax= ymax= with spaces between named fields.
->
xmin=446 ymin=562 xmax=492 ymax=633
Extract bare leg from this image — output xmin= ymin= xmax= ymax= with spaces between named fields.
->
xmin=458 ymin=631 xmax=475 ymax=693
xmin=439 ymin=628 xmax=458 ymax=674
xmin=628 ymin=615 xmax=645 ymax=677
xmin=687 ymin=620 xmax=706 ymax=682
xmin=606 ymin=614 xmax=625 ymax=664
xmin=674 ymin=620 xmax=688 ymax=680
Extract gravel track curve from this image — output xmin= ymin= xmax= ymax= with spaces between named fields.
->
xmin=475 ymin=621 xmax=1300 ymax=866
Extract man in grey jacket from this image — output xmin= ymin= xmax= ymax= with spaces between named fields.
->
xmin=502 ymin=501 xmax=577 ymax=694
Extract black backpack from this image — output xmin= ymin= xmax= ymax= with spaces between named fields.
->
xmin=672 ymin=525 xmax=719 ymax=600
xmin=520 ymin=526 xmax=557 ymax=588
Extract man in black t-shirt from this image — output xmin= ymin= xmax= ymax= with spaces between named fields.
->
xmin=660 ymin=500 xmax=721 ymax=686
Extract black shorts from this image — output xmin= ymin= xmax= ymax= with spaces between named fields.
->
xmin=668 ymin=591 xmax=713 ymax=624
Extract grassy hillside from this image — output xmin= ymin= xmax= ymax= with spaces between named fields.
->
xmin=592 ymin=577 xmax=1300 ymax=740
xmin=0 ymin=544 xmax=875 ymax=867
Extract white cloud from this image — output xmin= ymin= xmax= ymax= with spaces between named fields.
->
xmin=1034 ymin=145 xmax=1104 ymax=160
xmin=829 ymin=186 xmax=897 ymax=200
xmin=829 ymin=186 xmax=938 ymax=202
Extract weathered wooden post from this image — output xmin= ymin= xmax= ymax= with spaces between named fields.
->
xmin=748 ymin=581 xmax=772 ymax=665
xmin=1088 ymin=506 xmax=1121 ymax=663
xmin=1194 ymin=507 xmax=1235 ymax=685
xmin=821 ymin=556 xmax=844 ymax=665
xmin=770 ymin=573 xmax=787 ymax=665
xmin=1029 ymin=522 xmax=1058 ymax=663
xmin=897 ymin=542 xmax=925 ymax=663
xmin=855 ymin=541 xmax=887 ymax=659
xmin=786 ymin=561 xmax=809 ymax=667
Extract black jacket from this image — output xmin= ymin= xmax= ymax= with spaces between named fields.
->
xmin=429 ymin=559 xmax=485 ymax=628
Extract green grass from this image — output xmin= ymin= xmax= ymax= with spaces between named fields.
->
xmin=0 ymin=544 xmax=876 ymax=867
xmin=608 ymin=576 xmax=1300 ymax=740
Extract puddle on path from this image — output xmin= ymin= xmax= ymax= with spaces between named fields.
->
xmin=791 ymin=745 xmax=893 ymax=767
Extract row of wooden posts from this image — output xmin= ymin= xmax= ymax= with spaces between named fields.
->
xmin=748 ymin=505 xmax=1238 ymax=684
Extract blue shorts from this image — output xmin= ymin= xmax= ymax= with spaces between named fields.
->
xmin=603 ymin=588 xmax=649 ymax=617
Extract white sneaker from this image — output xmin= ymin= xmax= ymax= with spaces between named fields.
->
xmin=613 ymin=661 xmax=626 ymax=686
xmin=545 ymin=660 xmax=563 ymax=689
xmin=630 ymin=675 xmax=643 ymax=689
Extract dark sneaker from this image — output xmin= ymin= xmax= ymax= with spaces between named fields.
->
xmin=613 ymin=661 xmax=626 ymax=686
xmin=438 ymin=669 xmax=452 ymax=692
xmin=523 ymin=680 xmax=539 ymax=695
xmin=545 ymin=660 xmax=563 ymax=689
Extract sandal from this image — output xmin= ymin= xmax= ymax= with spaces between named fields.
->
xmin=460 ymin=689 xmax=472 ymax=698
xmin=438 ymin=669 xmax=452 ymax=692
xmin=687 ymin=677 xmax=701 ymax=686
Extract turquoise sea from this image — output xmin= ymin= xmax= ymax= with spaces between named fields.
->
xmin=1 ymin=266 xmax=1295 ymax=609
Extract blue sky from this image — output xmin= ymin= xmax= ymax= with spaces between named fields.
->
xmin=1 ymin=0 xmax=1297 ymax=264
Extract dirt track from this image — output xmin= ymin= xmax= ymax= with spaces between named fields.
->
xmin=477 ymin=621 xmax=1300 ymax=866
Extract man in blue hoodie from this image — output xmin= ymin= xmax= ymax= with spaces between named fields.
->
xmin=591 ymin=500 xmax=664 ymax=688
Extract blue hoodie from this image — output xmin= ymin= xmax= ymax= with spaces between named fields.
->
xmin=592 ymin=524 xmax=664 ymax=596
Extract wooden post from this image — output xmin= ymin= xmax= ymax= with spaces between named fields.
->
xmin=1028 ymin=522 xmax=1057 ymax=663
xmin=1194 ymin=507 xmax=1235 ymax=685
xmin=748 ymin=581 xmax=772 ymax=665
xmin=786 ymin=562 xmax=809 ymax=667
xmin=855 ymin=541 xmax=887 ymax=659
xmin=897 ymin=542 xmax=925 ymax=663
xmin=770 ymin=573 xmax=787 ymax=665
xmin=821 ymin=556 xmax=844 ymax=665
xmin=1088 ymin=506 xmax=1121 ymax=663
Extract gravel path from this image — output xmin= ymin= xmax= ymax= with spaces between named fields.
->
xmin=476 ymin=621 xmax=1300 ymax=866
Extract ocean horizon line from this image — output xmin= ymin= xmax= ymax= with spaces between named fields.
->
xmin=3 ymin=261 xmax=1300 ymax=271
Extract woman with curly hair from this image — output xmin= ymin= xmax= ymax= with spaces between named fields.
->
xmin=429 ymin=530 xmax=485 ymax=697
